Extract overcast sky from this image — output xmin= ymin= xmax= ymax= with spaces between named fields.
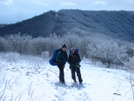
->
xmin=0 ymin=0 xmax=134 ymax=24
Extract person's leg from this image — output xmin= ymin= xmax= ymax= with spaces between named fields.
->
xmin=58 ymin=64 xmax=65 ymax=83
xmin=76 ymin=67 xmax=83 ymax=84
xmin=71 ymin=66 xmax=76 ymax=82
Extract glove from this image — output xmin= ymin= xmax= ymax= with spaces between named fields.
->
xmin=75 ymin=64 xmax=81 ymax=68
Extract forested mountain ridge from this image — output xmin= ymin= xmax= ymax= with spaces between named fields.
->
xmin=0 ymin=10 xmax=134 ymax=42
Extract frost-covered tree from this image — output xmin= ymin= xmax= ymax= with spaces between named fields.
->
xmin=125 ymin=57 xmax=134 ymax=71
xmin=0 ymin=33 xmax=132 ymax=69
xmin=47 ymin=33 xmax=63 ymax=55
xmin=61 ymin=34 xmax=81 ymax=49
xmin=0 ymin=37 xmax=7 ymax=52
xmin=27 ymin=37 xmax=47 ymax=55
xmin=87 ymin=39 xmax=128 ymax=67
xmin=116 ymin=39 xmax=134 ymax=57
xmin=80 ymin=35 xmax=93 ymax=58
xmin=4 ymin=34 xmax=32 ymax=53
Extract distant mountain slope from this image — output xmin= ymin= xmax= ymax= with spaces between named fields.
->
xmin=0 ymin=10 xmax=134 ymax=42
xmin=0 ymin=24 xmax=7 ymax=28
xmin=0 ymin=11 xmax=56 ymax=37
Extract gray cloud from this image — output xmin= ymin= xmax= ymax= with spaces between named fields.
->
xmin=91 ymin=1 xmax=108 ymax=5
xmin=123 ymin=0 xmax=134 ymax=3
xmin=60 ymin=1 xmax=76 ymax=6
xmin=30 ymin=1 xmax=48 ymax=6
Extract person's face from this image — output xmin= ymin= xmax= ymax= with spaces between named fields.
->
xmin=62 ymin=47 xmax=67 ymax=51
xmin=71 ymin=49 xmax=75 ymax=54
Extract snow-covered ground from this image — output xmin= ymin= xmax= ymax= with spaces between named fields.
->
xmin=0 ymin=52 xmax=133 ymax=101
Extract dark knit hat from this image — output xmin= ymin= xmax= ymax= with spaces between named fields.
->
xmin=62 ymin=44 xmax=67 ymax=48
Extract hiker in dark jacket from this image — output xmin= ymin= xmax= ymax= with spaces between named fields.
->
xmin=68 ymin=48 xmax=83 ymax=84
xmin=56 ymin=44 xmax=68 ymax=83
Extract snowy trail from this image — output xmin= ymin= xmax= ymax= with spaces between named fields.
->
xmin=0 ymin=55 xmax=133 ymax=101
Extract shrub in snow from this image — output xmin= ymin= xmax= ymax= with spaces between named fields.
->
xmin=87 ymin=39 xmax=128 ymax=68
xmin=2 ymin=52 xmax=20 ymax=62
xmin=41 ymin=51 xmax=49 ymax=59
xmin=125 ymin=57 xmax=134 ymax=71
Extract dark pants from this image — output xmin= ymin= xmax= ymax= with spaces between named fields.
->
xmin=71 ymin=66 xmax=83 ymax=83
xmin=57 ymin=63 xmax=65 ymax=83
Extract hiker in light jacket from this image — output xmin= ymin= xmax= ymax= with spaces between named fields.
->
xmin=56 ymin=44 xmax=68 ymax=84
xmin=68 ymin=48 xmax=83 ymax=84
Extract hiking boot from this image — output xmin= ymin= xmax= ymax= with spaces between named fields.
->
xmin=74 ymin=80 xmax=77 ymax=83
xmin=79 ymin=82 xmax=82 ymax=85
xmin=60 ymin=81 xmax=65 ymax=84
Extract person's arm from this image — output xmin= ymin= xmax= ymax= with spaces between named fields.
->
xmin=78 ymin=54 xmax=81 ymax=63
xmin=64 ymin=52 xmax=68 ymax=63
xmin=74 ymin=54 xmax=81 ymax=65
xmin=56 ymin=52 xmax=62 ymax=62
xmin=68 ymin=55 xmax=71 ymax=64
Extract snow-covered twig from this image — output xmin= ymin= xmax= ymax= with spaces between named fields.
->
xmin=38 ymin=93 xmax=46 ymax=101
xmin=9 ymin=94 xmax=13 ymax=101
xmin=6 ymin=79 xmax=14 ymax=90
xmin=27 ymin=82 xmax=35 ymax=101
xmin=113 ymin=83 xmax=121 ymax=95
xmin=129 ymin=78 xmax=134 ymax=100
xmin=1 ymin=71 xmax=8 ymax=83
xmin=125 ymin=74 xmax=134 ymax=100
xmin=15 ymin=91 xmax=25 ymax=101
xmin=0 ymin=81 xmax=8 ymax=100
xmin=116 ymin=53 xmax=127 ymax=66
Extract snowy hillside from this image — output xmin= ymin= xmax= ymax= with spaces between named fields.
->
xmin=0 ymin=52 xmax=133 ymax=101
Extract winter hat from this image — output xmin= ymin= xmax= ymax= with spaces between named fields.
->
xmin=62 ymin=44 xmax=67 ymax=48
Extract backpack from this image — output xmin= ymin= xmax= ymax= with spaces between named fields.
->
xmin=49 ymin=49 xmax=60 ymax=66
xmin=69 ymin=49 xmax=79 ymax=54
